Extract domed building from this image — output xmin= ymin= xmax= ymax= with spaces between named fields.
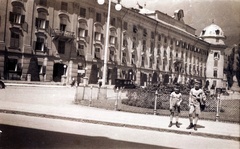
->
xmin=200 ymin=23 xmax=226 ymax=45
xmin=0 ymin=0 xmax=229 ymax=91
xmin=200 ymin=23 xmax=227 ymax=89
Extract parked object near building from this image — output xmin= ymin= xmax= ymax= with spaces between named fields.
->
xmin=0 ymin=80 xmax=5 ymax=89
xmin=115 ymin=79 xmax=137 ymax=89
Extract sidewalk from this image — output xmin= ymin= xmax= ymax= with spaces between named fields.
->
xmin=0 ymin=83 xmax=239 ymax=142
xmin=0 ymin=99 xmax=239 ymax=141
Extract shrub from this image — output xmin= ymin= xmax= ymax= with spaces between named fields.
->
xmin=123 ymin=83 xmax=191 ymax=109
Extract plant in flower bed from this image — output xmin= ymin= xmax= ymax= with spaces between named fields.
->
xmin=122 ymin=83 xmax=183 ymax=109
xmin=122 ymin=83 xmax=219 ymax=112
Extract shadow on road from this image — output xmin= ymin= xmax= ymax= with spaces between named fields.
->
xmin=0 ymin=124 xmax=174 ymax=149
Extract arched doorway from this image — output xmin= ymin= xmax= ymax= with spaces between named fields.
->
xmin=152 ymin=72 xmax=158 ymax=84
xmin=140 ymin=72 xmax=147 ymax=86
xmin=89 ymin=64 xmax=99 ymax=84
xmin=162 ymin=74 xmax=169 ymax=85
xmin=111 ymin=67 xmax=118 ymax=85
xmin=128 ymin=69 xmax=134 ymax=80
xmin=53 ymin=63 xmax=66 ymax=82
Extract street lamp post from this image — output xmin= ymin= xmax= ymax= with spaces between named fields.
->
xmin=63 ymin=64 xmax=66 ymax=76
xmin=97 ymin=0 xmax=121 ymax=86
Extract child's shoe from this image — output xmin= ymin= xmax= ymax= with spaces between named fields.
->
xmin=186 ymin=123 xmax=194 ymax=129
xmin=168 ymin=122 xmax=172 ymax=127
xmin=193 ymin=124 xmax=197 ymax=131
xmin=176 ymin=122 xmax=180 ymax=128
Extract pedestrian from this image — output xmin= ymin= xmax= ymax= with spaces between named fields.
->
xmin=98 ymin=78 xmax=102 ymax=88
xmin=168 ymin=85 xmax=182 ymax=128
xmin=70 ymin=78 xmax=76 ymax=87
xmin=186 ymin=80 xmax=206 ymax=131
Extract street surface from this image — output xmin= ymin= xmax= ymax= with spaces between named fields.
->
xmin=0 ymin=85 xmax=239 ymax=148
xmin=0 ymin=113 xmax=239 ymax=149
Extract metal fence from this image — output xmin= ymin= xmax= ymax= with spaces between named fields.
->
xmin=76 ymin=87 xmax=240 ymax=123
xmin=123 ymin=89 xmax=240 ymax=123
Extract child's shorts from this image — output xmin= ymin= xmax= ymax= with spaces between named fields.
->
xmin=170 ymin=105 xmax=181 ymax=113
xmin=189 ymin=104 xmax=201 ymax=115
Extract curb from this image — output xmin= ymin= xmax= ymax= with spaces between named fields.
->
xmin=0 ymin=109 xmax=239 ymax=142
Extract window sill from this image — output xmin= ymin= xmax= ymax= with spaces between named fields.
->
xmin=8 ymin=47 xmax=21 ymax=51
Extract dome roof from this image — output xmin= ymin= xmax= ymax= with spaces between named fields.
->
xmin=200 ymin=23 xmax=225 ymax=38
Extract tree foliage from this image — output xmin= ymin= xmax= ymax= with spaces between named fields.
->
xmin=236 ymin=44 xmax=240 ymax=87
xmin=225 ymin=47 xmax=235 ymax=88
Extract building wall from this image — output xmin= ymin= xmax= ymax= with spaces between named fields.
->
xmin=0 ymin=0 xmax=226 ymax=88
xmin=206 ymin=45 xmax=226 ymax=88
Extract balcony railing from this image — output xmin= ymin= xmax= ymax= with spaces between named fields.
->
xmin=51 ymin=29 xmax=75 ymax=41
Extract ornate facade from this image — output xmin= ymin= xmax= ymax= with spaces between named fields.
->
xmin=0 ymin=0 xmax=227 ymax=88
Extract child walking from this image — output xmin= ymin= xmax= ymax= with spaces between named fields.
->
xmin=168 ymin=85 xmax=182 ymax=128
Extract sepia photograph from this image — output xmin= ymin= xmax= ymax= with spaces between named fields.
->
xmin=0 ymin=0 xmax=239 ymax=148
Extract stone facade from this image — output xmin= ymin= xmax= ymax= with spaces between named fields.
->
xmin=0 ymin=0 xmax=227 ymax=88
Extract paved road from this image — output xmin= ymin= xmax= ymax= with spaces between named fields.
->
xmin=0 ymin=125 xmax=168 ymax=149
xmin=0 ymin=85 xmax=239 ymax=148
xmin=1 ymin=113 xmax=239 ymax=149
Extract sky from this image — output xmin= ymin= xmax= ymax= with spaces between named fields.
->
xmin=112 ymin=0 xmax=240 ymax=47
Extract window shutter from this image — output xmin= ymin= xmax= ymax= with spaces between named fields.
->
xmin=42 ymin=66 xmax=46 ymax=74
xmin=9 ymin=12 xmax=14 ymax=22
xmin=94 ymin=32 xmax=97 ymax=40
xmin=22 ymin=22 xmax=28 ymax=32
xmin=85 ymin=30 xmax=88 ymax=37
xmin=101 ymin=34 xmax=104 ymax=44
xmin=44 ymin=45 xmax=48 ymax=54
xmin=21 ymin=15 xmax=25 ymax=24
xmin=35 ymin=18 xmax=39 ymax=27
xmin=33 ymin=41 xmax=36 ymax=51
xmin=45 ymin=20 xmax=49 ymax=30
xmin=86 ymin=36 xmax=90 ymax=43
xmin=115 ymin=37 xmax=117 ymax=45
xmin=17 ymin=63 xmax=22 ymax=72
xmin=47 ymin=26 xmax=52 ymax=35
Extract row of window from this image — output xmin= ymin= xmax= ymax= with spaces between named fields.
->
xmin=8 ymin=1 xmax=210 ymax=71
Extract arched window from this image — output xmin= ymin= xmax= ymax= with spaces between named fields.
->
xmin=60 ymin=17 xmax=68 ymax=31
xmin=36 ymin=12 xmax=48 ymax=30
xmin=9 ymin=6 xmax=24 ymax=25
xmin=214 ymin=52 xmax=220 ymax=59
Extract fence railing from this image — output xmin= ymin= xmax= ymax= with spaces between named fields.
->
xmin=75 ymin=86 xmax=240 ymax=123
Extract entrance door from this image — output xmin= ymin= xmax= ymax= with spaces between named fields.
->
xmin=53 ymin=63 xmax=65 ymax=82
xmin=140 ymin=72 xmax=147 ymax=86
xmin=152 ymin=72 xmax=158 ymax=84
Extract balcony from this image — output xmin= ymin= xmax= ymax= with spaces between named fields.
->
xmin=51 ymin=29 xmax=75 ymax=41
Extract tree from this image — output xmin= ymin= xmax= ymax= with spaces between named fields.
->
xmin=236 ymin=44 xmax=240 ymax=87
xmin=225 ymin=47 xmax=235 ymax=89
xmin=173 ymin=58 xmax=183 ymax=84
xmin=27 ymin=56 xmax=40 ymax=81
xmin=204 ymin=80 xmax=210 ymax=89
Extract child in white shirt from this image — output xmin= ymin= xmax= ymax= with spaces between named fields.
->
xmin=168 ymin=86 xmax=182 ymax=128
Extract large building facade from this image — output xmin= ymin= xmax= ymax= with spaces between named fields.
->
xmin=0 ymin=0 xmax=227 ymax=88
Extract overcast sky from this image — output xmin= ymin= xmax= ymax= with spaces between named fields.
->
xmin=116 ymin=0 xmax=240 ymax=7
xmin=111 ymin=0 xmax=240 ymax=47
